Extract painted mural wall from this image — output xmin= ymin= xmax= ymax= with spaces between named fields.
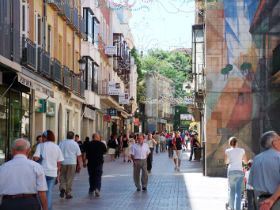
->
xmin=205 ymin=0 xmax=280 ymax=176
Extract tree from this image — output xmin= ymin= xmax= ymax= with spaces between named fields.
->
xmin=221 ymin=64 xmax=233 ymax=80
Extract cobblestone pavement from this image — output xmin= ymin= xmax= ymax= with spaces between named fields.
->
xmin=53 ymin=151 xmax=228 ymax=210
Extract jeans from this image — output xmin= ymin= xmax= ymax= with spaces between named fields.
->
xmin=147 ymin=148 xmax=154 ymax=171
xmin=155 ymin=144 xmax=159 ymax=153
xmin=46 ymin=176 xmax=56 ymax=210
xmin=87 ymin=164 xmax=103 ymax=191
xmin=228 ymin=170 xmax=244 ymax=210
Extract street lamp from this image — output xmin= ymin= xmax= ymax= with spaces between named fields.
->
xmin=78 ymin=57 xmax=87 ymax=73
xmin=129 ymin=97 xmax=135 ymax=114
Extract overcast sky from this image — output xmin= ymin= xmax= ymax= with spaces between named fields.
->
xmin=129 ymin=0 xmax=195 ymax=52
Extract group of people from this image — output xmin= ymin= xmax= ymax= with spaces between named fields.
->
xmin=225 ymin=131 xmax=280 ymax=210
xmin=0 ymin=131 xmax=107 ymax=210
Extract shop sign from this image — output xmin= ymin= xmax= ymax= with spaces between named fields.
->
xmin=108 ymin=82 xmax=121 ymax=95
xmin=180 ymin=114 xmax=194 ymax=121
xmin=84 ymin=107 xmax=96 ymax=120
xmin=47 ymin=101 xmax=56 ymax=117
xmin=119 ymin=93 xmax=129 ymax=104
xmin=105 ymin=46 xmax=117 ymax=56
xmin=35 ymin=98 xmax=46 ymax=113
xmin=107 ymin=108 xmax=117 ymax=116
xmin=104 ymin=115 xmax=111 ymax=122
xmin=134 ymin=118 xmax=140 ymax=126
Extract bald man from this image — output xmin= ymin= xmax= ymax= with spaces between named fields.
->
xmin=0 ymin=139 xmax=48 ymax=210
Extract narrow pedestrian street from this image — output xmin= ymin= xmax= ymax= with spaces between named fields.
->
xmin=53 ymin=151 xmax=228 ymax=210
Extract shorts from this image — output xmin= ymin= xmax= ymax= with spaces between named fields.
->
xmin=108 ymin=148 xmax=116 ymax=155
xmin=173 ymin=150 xmax=183 ymax=160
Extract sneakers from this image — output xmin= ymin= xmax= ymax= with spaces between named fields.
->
xmin=95 ymin=189 xmax=100 ymax=197
xmin=177 ymin=167 xmax=180 ymax=172
xmin=89 ymin=189 xmax=94 ymax=196
xmin=174 ymin=166 xmax=178 ymax=171
xmin=65 ymin=194 xmax=73 ymax=199
xmin=136 ymin=188 xmax=141 ymax=192
xmin=142 ymin=187 xmax=147 ymax=191
xmin=60 ymin=189 xmax=65 ymax=198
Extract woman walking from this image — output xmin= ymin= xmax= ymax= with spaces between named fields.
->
xmin=225 ymin=137 xmax=248 ymax=210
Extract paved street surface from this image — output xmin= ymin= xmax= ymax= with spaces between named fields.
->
xmin=53 ymin=151 xmax=228 ymax=210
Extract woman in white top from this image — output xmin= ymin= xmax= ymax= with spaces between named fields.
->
xmin=225 ymin=137 xmax=248 ymax=210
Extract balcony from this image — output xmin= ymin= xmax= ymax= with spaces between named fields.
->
xmin=80 ymin=81 xmax=85 ymax=98
xmin=77 ymin=15 xmax=85 ymax=38
xmin=46 ymin=0 xmax=61 ymax=11
xmin=51 ymin=58 xmax=62 ymax=84
xmin=98 ymin=80 xmax=108 ymax=95
xmin=58 ymin=0 xmax=71 ymax=22
xmin=38 ymin=48 xmax=51 ymax=77
xmin=62 ymin=65 xmax=72 ymax=89
xmin=22 ymin=37 xmax=37 ymax=71
xmin=72 ymin=73 xmax=79 ymax=94
xmin=69 ymin=8 xmax=79 ymax=31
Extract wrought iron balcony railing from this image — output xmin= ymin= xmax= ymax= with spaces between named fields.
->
xmin=46 ymin=0 xmax=61 ymax=11
xmin=58 ymin=0 xmax=71 ymax=22
xmin=22 ymin=37 xmax=37 ymax=71
xmin=72 ymin=8 xmax=79 ymax=31
xmin=38 ymin=48 xmax=51 ymax=77
xmin=51 ymin=58 xmax=62 ymax=84
xmin=80 ymin=80 xmax=85 ymax=98
xmin=72 ymin=73 xmax=79 ymax=94
xmin=62 ymin=65 xmax=72 ymax=89
xmin=77 ymin=15 xmax=86 ymax=37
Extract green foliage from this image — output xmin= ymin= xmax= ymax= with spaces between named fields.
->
xmin=240 ymin=62 xmax=252 ymax=71
xmin=140 ymin=49 xmax=192 ymax=98
xmin=221 ymin=64 xmax=233 ymax=80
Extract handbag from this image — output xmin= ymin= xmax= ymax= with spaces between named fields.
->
xmin=37 ymin=143 xmax=45 ymax=164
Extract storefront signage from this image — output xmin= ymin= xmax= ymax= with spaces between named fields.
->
xmin=104 ymin=115 xmax=111 ymax=122
xmin=35 ymin=98 xmax=46 ymax=113
xmin=134 ymin=118 xmax=140 ymax=126
xmin=84 ymin=107 xmax=96 ymax=120
xmin=105 ymin=46 xmax=117 ymax=56
xmin=107 ymin=108 xmax=117 ymax=116
xmin=184 ymin=96 xmax=194 ymax=105
xmin=180 ymin=114 xmax=194 ymax=121
xmin=47 ymin=101 xmax=56 ymax=117
xmin=108 ymin=82 xmax=121 ymax=95
xmin=119 ymin=93 xmax=129 ymax=104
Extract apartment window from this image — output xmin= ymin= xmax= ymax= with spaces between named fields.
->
xmin=34 ymin=13 xmax=42 ymax=46
xmin=47 ymin=25 xmax=52 ymax=55
xmin=58 ymin=35 xmax=63 ymax=62
xmin=83 ymin=8 xmax=99 ymax=48
xmin=67 ymin=43 xmax=71 ymax=68
xmin=75 ymin=51 xmax=79 ymax=73
xmin=21 ymin=1 xmax=29 ymax=38
xmin=85 ymin=58 xmax=99 ymax=92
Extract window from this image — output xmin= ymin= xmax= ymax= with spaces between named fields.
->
xmin=21 ymin=1 xmax=29 ymax=38
xmin=85 ymin=58 xmax=99 ymax=93
xmin=58 ymin=35 xmax=63 ymax=62
xmin=67 ymin=43 xmax=71 ymax=68
xmin=83 ymin=8 xmax=99 ymax=48
xmin=34 ymin=13 xmax=42 ymax=46
xmin=47 ymin=25 xmax=52 ymax=55
xmin=75 ymin=51 xmax=79 ymax=73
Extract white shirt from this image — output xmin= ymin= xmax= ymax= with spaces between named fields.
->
xmin=225 ymin=147 xmax=245 ymax=172
xmin=34 ymin=142 xmax=64 ymax=177
xmin=130 ymin=143 xmax=150 ymax=159
xmin=144 ymin=139 xmax=155 ymax=148
xmin=0 ymin=154 xmax=48 ymax=195
xmin=59 ymin=139 xmax=81 ymax=165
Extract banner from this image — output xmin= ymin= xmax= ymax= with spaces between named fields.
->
xmin=180 ymin=114 xmax=194 ymax=121
xmin=108 ymin=82 xmax=121 ymax=95
xmin=105 ymin=46 xmax=117 ymax=56
xmin=134 ymin=118 xmax=140 ymax=126
xmin=119 ymin=93 xmax=129 ymax=104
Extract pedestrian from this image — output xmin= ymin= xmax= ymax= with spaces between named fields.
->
xmin=74 ymin=134 xmax=84 ymax=153
xmin=127 ymin=134 xmax=136 ymax=163
xmin=249 ymin=131 xmax=280 ymax=210
xmin=225 ymin=136 xmax=248 ymax=210
xmin=130 ymin=134 xmax=150 ymax=191
xmin=0 ymin=138 xmax=48 ymax=210
xmin=173 ymin=131 xmax=187 ymax=172
xmin=144 ymin=133 xmax=157 ymax=173
xmin=59 ymin=131 xmax=82 ymax=199
xmin=82 ymin=136 xmax=90 ymax=153
xmin=121 ymin=135 xmax=129 ymax=162
xmin=29 ymin=135 xmax=43 ymax=158
xmin=167 ymin=132 xmax=174 ymax=158
xmin=245 ymin=160 xmax=255 ymax=210
xmin=108 ymin=135 xmax=118 ymax=161
xmin=115 ymin=134 xmax=122 ymax=159
xmin=154 ymin=132 xmax=160 ymax=153
xmin=189 ymin=133 xmax=201 ymax=161
xmin=33 ymin=130 xmax=64 ymax=210
xmin=83 ymin=133 xmax=107 ymax=197
xmin=160 ymin=133 xmax=166 ymax=152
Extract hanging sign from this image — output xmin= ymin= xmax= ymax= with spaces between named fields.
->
xmin=104 ymin=115 xmax=111 ymax=122
xmin=134 ymin=118 xmax=140 ymax=126
xmin=105 ymin=46 xmax=117 ymax=56
xmin=119 ymin=93 xmax=129 ymax=104
xmin=108 ymin=82 xmax=121 ymax=95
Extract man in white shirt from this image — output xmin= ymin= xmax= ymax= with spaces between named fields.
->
xmin=59 ymin=131 xmax=82 ymax=199
xmin=130 ymin=134 xmax=150 ymax=191
xmin=0 ymin=139 xmax=48 ymax=210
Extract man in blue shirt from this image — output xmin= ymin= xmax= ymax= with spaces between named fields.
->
xmin=249 ymin=131 xmax=280 ymax=210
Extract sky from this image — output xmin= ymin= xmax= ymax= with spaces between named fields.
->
xmin=128 ymin=0 xmax=195 ymax=52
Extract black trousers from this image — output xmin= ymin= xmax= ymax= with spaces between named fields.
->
xmin=147 ymin=148 xmax=154 ymax=171
xmin=0 ymin=196 xmax=40 ymax=210
xmin=87 ymin=164 xmax=103 ymax=191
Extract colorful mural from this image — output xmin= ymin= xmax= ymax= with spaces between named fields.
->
xmin=205 ymin=0 xmax=280 ymax=176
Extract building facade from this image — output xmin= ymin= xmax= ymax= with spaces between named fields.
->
xmin=195 ymin=0 xmax=280 ymax=176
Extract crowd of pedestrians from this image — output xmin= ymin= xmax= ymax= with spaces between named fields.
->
xmin=2 ymin=128 xmax=280 ymax=210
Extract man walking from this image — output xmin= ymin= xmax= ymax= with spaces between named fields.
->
xmin=173 ymin=132 xmax=187 ymax=172
xmin=0 ymin=139 xmax=48 ymax=210
xmin=130 ymin=134 xmax=150 ymax=191
xmin=59 ymin=131 xmax=82 ymax=199
xmin=83 ymin=133 xmax=107 ymax=197
xmin=249 ymin=131 xmax=280 ymax=210
xmin=154 ymin=132 xmax=160 ymax=153
xmin=144 ymin=133 xmax=157 ymax=173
